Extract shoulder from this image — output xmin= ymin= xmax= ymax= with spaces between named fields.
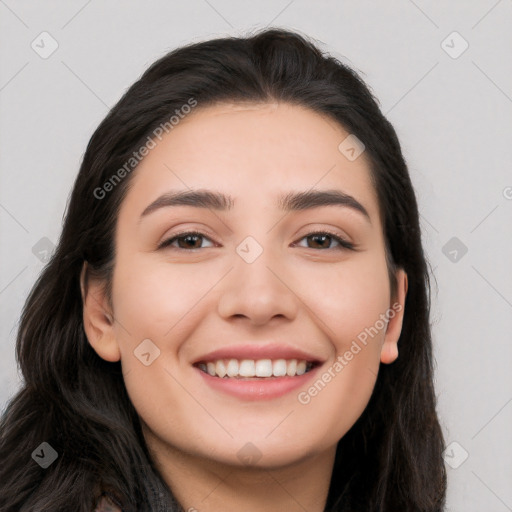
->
xmin=93 ymin=493 xmax=123 ymax=512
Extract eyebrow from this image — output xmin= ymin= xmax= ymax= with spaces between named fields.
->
xmin=140 ymin=188 xmax=371 ymax=223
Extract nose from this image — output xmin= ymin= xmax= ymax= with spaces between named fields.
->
xmin=217 ymin=244 xmax=299 ymax=327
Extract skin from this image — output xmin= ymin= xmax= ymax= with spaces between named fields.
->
xmin=82 ymin=102 xmax=408 ymax=512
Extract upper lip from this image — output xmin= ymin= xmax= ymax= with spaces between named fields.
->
xmin=192 ymin=344 xmax=325 ymax=365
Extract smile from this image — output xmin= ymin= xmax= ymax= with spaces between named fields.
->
xmin=196 ymin=358 xmax=316 ymax=379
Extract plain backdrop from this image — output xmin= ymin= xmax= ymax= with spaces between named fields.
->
xmin=1 ymin=1 xmax=511 ymax=510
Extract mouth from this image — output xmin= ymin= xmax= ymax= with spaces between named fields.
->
xmin=192 ymin=344 xmax=325 ymax=400
xmin=194 ymin=358 xmax=319 ymax=379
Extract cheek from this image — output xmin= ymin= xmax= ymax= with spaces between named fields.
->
xmin=293 ymin=260 xmax=390 ymax=443
xmin=112 ymin=256 xmax=218 ymax=342
xmin=300 ymin=255 xmax=391 ymax=355
xmin=110 ymin=258 xmax=208 ymax=436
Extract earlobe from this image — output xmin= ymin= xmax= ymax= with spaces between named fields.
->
xmin=380 ymin=341 xmax=398 ymax=364
xmin=380 ymin=269 xmax=408 ymax=365
xmin=80 ymin=262 xmax=121 ymax=362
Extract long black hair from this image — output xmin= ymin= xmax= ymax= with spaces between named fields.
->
xmin=0 ymin=28 xmax=446 ymax=511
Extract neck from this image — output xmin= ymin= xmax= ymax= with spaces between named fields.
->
xmin=144 ymin=429 xmax=336 ymax=512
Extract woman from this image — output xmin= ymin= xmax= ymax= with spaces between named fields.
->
xmin=0 ymin=28 xmax=447 ymax=511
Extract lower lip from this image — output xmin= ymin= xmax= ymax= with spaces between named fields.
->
xmin=195 ymin=365 xmax=321 ymax=401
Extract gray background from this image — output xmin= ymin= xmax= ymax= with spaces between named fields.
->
xmin=1 ymin=1 xmax=511 ymax=510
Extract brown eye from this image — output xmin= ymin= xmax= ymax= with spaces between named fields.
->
xmin=159 ymin=231 xmax=215 ymax=250
xmin=176 ymin=234 xmax=204 ymax=249
xmin=307 ymin=234 xmax=333 ymax=249
xmin=296 ymin=232 xmax=354 ymax=250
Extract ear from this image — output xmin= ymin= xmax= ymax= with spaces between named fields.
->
xmin=80 ymin=262 xmax=121 ymax=362
xmin=380 ymin=268 xmax=408 ymax=365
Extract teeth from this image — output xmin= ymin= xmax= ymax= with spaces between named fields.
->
xmin=239 ymin=359 xmax=255 ymax=377
xmin=272 ymin=359 xmax=287 ymax=377
xmin=226 ymin=359 xmax=239 ymax=377
xmin=216 ymin=360 xmax=227 ymax=378
xmin=255 ymin=359 xmax=273 ymax=377
xmin=198 ymin=358 xmax=314 ymax=378
xmin=286 ymin=359 xmax=297 ymax=376
xmin=206 ymin=362 xmax=216 ymax=376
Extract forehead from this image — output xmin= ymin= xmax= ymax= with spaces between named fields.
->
xmin=119 ymin=102 xmax=381 ymax=223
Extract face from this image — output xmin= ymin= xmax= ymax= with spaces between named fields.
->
xmin=83 ymin=102 xmax=407 ymax=469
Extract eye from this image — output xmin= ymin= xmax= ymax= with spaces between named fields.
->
xmin=158 ymin=230 xmax=355 ymax=251
xmin=294 ymin=231 xmax=355 ymax=251
xmin=158 ymin=231 xmax=215 ymax=250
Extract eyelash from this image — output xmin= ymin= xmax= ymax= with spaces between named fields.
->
xmin=158 ymin=230 xmax=355 ymax=251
